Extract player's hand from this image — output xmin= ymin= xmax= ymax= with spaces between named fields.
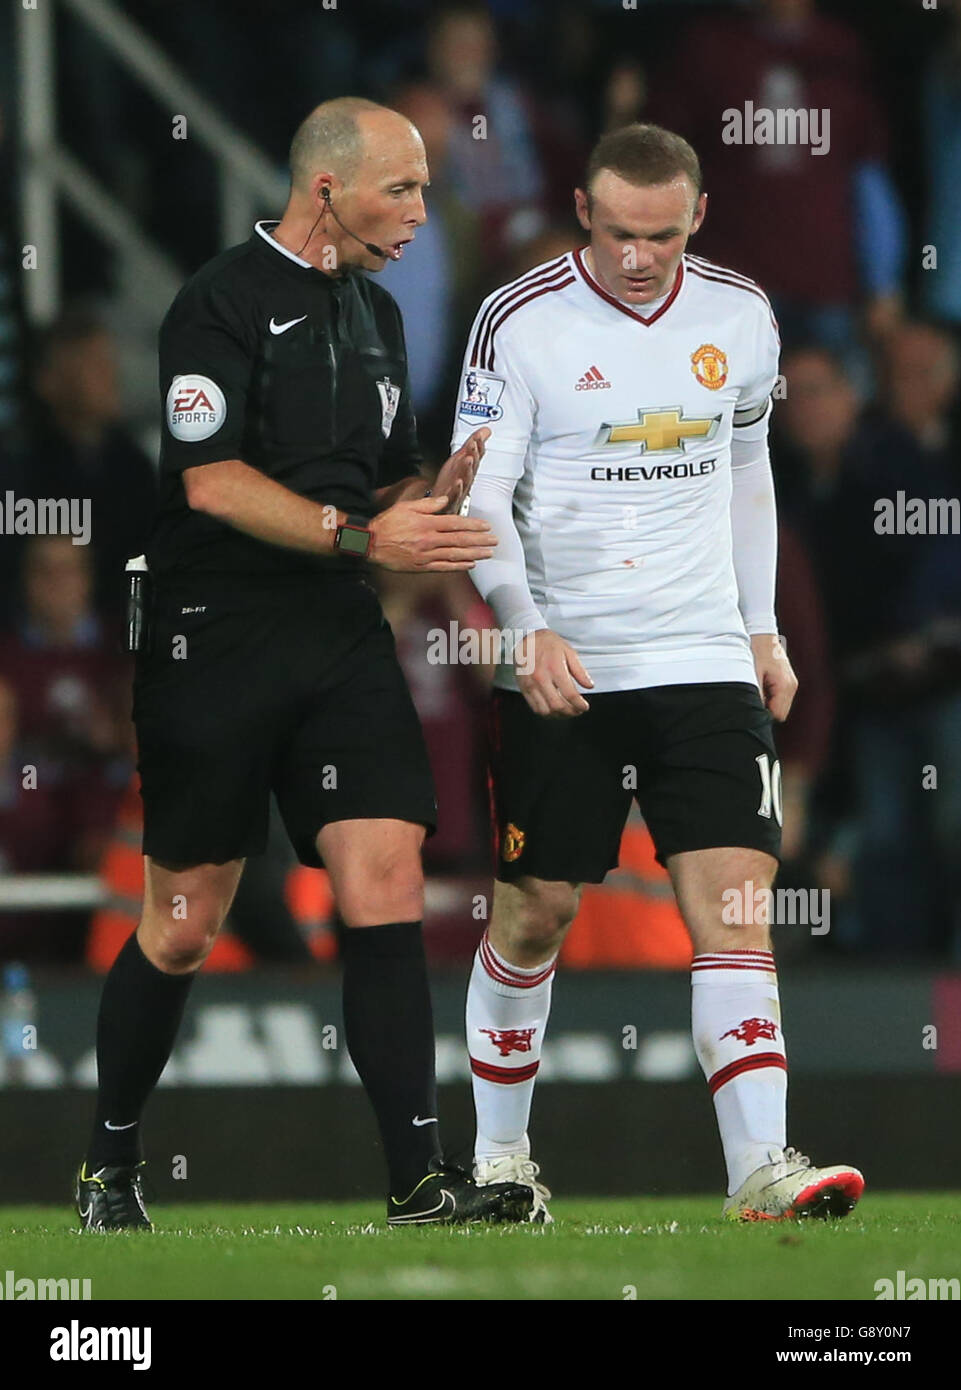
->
xmin=431 ymin=427 xmax=491 ymax=515
xmin=515 ymin=629 xmax=594 ymax=717
xmin=368 ymin=494 xmax=497 ymax=572
xmin=751 ymin=633 xmax=797 ymax=722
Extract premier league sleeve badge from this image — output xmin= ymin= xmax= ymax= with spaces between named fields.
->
xmin=458 ymin=368 xmax=506 ymax=423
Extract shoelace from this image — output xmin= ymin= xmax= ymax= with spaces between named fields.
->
xmin=781 ymin=1147 xmax=812 ymax=1169
xmin=480 ymin=1156 xmax=552 ymax=1217
xmin=513 ymin=1159 xmax=552 ymax=1219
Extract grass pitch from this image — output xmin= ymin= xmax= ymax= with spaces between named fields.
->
xmin=1 ymin=1194 xmax=958 ymax=1300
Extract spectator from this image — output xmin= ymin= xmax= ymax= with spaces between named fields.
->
xmin=649 ymin=0 xmax=907 ymax=365
xmin=0 ymin=102 xmax=24 ymax=444
xmin=0 ymin=537 xmax=132 ymax=876
xmin=922 ymin=0 xmax=961 ymax=327
xmin=0 ymin=536 xmax=132 ymax=769
xmin=378 ymin=83 xmax=481 ymax=455
xmin=425 ymin=2 xmax=547 ymax=270
xmin=21 ymin=307 xmax=157 ymax=614
xmin=883 ymin=319 xmax=961 ymax=464
xmin=0 ymin=676 xmax=92 ymax=964
xmin=775 ymin=344 xmax=961 ymax=956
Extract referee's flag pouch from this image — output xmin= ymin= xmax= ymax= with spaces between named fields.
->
xmin=125 ymin=555 xmax=154 ymax=654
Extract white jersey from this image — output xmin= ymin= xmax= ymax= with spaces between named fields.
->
xmin=451 ymin=248 xmax=781 ymax=693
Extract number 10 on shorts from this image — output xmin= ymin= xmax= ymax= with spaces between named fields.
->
xmin=755 ymin=753 xmax=783 ymax=825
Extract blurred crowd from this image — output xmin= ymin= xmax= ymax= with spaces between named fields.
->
xmin=2 ymin=0 xmax=961 ymax=965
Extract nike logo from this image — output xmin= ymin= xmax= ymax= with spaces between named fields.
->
xmin=412 ymin=1116 xmax=438 ymax=1127
xmin=104 ymin=1120 xmax=138 ymax=1131
xmin=387 ymin=1189 xmax=456 ymax=1224
xmin=269 ymin=315 xmax=307 ymax=335
xmin=77 ymin=1204 xmax=92 ymax=1221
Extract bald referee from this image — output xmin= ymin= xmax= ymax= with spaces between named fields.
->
xmin=76 ymin=98 xmax=532 ymax=1229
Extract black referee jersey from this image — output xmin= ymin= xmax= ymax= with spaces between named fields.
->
xmin=148 ymin=219 xmax=422 ymax=581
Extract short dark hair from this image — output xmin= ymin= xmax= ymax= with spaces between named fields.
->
xmin=585 ymin=123 xmax=702 ymax=208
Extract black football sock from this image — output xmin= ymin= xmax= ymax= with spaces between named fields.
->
xmin=86 ymin=932 xmax=196 ymax=1169
xmin=341 ymin=920 xmax=443 ymax=1197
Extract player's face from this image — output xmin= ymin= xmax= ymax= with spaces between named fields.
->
xmin=575 ymin=172 xmax=706 ymax=306
xmin=334 ymin=119 xmax=429 ymax=271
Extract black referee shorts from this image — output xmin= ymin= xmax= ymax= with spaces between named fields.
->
xmin=133 ymin=574 xmax=437 ymax=868
xmin=488 ymin=682 xmax=781 ymax=884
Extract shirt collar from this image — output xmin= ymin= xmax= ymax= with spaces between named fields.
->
xmin=573 ymin=245 xmax=684 ymax=325
xmin=254 ymin=220 xmax=315 ymax=268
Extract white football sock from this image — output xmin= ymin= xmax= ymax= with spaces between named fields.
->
xmin=691 ymin=949 xmax=787 ymax=1194
xmin=467 ymin=929 xmax=556 ymax=1162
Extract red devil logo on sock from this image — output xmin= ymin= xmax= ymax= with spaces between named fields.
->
xmin=720 ymin=1018 xmax=778 ymax=1046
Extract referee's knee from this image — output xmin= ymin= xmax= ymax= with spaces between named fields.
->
xmin=139 ymin=915 xmax=223 ymax=973
xmin=337 ymin=858 xmax=425 ymax=928
xmin=139 ymin=879 xmax=233 ymax=973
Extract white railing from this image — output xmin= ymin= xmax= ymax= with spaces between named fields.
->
xmin=0 ymin=874 xmax=106 ymax=910
xmin=15 ymin=0 xmax=289 ymax=324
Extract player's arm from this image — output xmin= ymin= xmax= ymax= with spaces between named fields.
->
xmin=450 ymin=310 xmax=592 ymax=717
xmin=470 ymin=473 xmax=593 ymax=716
xmin=730 ymin=354 xmax=797 ymax=721
xmin=163 ymin=285 xmax=494 ymax=572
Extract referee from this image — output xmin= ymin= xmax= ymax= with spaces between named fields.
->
xmin=76 ymin=97 xmax=532 ymax=1228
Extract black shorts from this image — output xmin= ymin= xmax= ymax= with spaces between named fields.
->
xmin=133 ymin=574 xmax=437 ymax=868
xmin=488 ymin=682 xmax=781 ymax=883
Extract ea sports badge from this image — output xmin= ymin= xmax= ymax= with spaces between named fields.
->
xmin=459 ymin=368 xmax=505 ymax=423
xmin=691 ymin=344 xmax=729 ymax=391
xmin=166 ymin=374 xmax=226 ymax=441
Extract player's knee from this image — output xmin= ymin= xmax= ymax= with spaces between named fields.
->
xmin=512 ymin=880 xmax=580 ymax=954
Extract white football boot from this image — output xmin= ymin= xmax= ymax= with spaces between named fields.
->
xmin=722 ymin=1146 xmax=864 ymax=1222
xmin=474 ymin=1155 xmax=554 ymax=1224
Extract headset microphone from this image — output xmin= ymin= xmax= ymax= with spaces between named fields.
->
xmin=321 ymin=186 xmax=388 ymax=259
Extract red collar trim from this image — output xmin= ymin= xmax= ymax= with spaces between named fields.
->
xmin=573 ymin=246 xmax=684 ymax=325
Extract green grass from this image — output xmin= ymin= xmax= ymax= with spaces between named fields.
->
xmin=1 ymin=1195 xmax=958 ymax=1300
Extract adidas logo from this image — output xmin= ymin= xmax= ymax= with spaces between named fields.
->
xmin=575 ymin=365 xmax=611 ymax=390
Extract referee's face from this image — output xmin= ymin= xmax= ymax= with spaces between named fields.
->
xmin=575 ymin=172 xmax=706 ymax=307
xmin=334 ymin=115 xmax=429 ymax=272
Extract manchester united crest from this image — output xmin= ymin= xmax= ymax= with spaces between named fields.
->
xmin=691 ymin=343 xmax=729 ymax=390
xmin=501 ymin=822 xmax=525 ymax=862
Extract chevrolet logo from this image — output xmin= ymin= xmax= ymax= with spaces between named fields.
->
xmin=595 ymin=405 xmax=721 ymax=454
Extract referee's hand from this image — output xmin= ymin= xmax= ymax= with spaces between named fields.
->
xmin=368 ymin=495 xmax=497 ymax=572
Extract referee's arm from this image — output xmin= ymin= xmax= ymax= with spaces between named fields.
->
xmin=184 ymin=458 xmax=495 ymax=572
